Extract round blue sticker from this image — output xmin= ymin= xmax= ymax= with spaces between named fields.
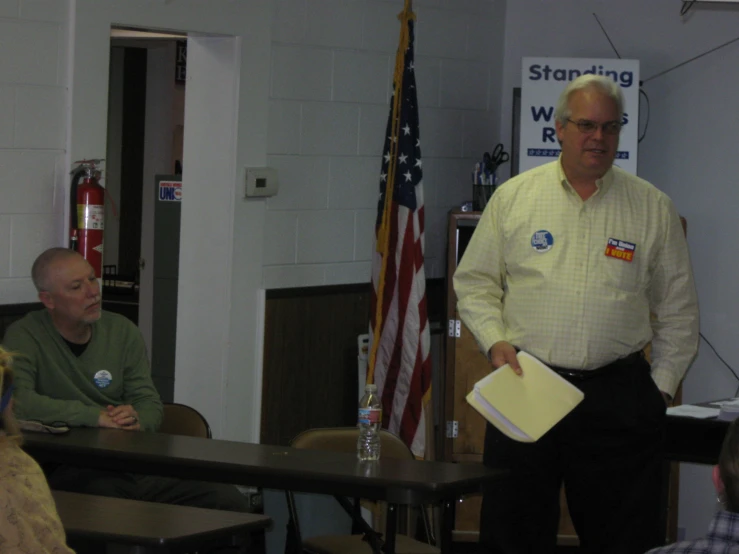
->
xmin=531 ymin=230 xmax=554 ymax=253
xmin=93 ymin=370 xmax=112 ymax=389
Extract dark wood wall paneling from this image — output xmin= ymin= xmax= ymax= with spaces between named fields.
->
xmin=261 ymin=279 xmax=445 ymax=447
xmin=0 ymin=303 xmax=42 ymax=341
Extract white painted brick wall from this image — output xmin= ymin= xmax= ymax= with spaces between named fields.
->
xmin=267 ymin=100 xmax=302 ymax=154
xmin=300 ymin=103 xmax=360 ymax=156
xmin=0 ymin=0 xmax=68 ymax=303
xmin=357 ymin=104 xmax=388 ymax=156
xmin=296 ymin=210 xmax=355 ymax=263
xmin=271 ymin=46 xmax=333 ymax=101
xmin=0 ymin=216 xmax=9 ymax=276
xmin=328 ymin=156 xmax=380 ymax=210
xmin=0 ymin=18 xmax=61 ymax=84
xmin=264 ymin=0 xmax=505 ymax=288
xmin=0 ymin=0 xmax=504 ymax=298
xmin=262 ymin=210 xmax=297 ymax=266
xmin=19 ymin=0 xmax=68 ymax=22
xmin=266 ymin=154 xmax=330 ymax=210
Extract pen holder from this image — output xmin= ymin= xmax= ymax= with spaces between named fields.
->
xmin=472 ymin=184 xmax=494 ymax=212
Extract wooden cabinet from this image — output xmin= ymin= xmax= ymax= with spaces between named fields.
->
xmin=441 ymin=210 xmax=578 ymax=544
xmin=442 ymin=211 xmax=484 ymax=542
xmin=442 ymin=211 xmax=485 ymax=463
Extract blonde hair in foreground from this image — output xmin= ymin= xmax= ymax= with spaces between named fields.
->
xmin=0 ymin=346 xmax=21 ymax=442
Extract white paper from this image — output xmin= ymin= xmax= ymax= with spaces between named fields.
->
xmin=473 ymin=389 xmax=530 ymax=441
xmin=666 ymin=405 xmax=720 ymax=419
xmin=710 ymin=398 xmax=739 ymax=407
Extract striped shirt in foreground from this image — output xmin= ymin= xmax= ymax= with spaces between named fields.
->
xmin=646 ymin=510 xmax=739 ymax=553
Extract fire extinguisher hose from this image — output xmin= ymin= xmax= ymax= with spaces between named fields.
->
xmin=69 ymin=167 xmax=87 ymax=251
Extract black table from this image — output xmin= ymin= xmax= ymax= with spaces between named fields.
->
xmin=665 ymin=409 xmax=730 ymax=465
xmin=657 ymin=408 xmax=731 ymax=544
xmin=24 ymin=428 xmax=505 ymax=553
xmin=53 ymin=490 xmax=271 ymax=553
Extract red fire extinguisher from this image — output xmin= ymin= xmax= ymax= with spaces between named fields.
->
xmin=70 ymin=159 xmax=105 ymax=278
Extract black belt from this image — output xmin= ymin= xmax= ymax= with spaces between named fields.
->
xmin=549 ymin=351 xmax=644 ymax=381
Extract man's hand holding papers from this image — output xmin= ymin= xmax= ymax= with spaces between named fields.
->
xmin=466 ymin=351 xmax=584 ymax=442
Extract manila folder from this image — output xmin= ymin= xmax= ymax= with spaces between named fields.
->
xmin=465 ymin=351 xmax=584 ymax=442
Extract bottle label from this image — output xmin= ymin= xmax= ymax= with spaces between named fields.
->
xmin=358 ymin=407 xmax=382 ymax=425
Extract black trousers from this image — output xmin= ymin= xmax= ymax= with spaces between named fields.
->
xmin=478 ymin=353 xmax=666 ymax=554
xmin=47 ymin=465 xmax=254 ymax=512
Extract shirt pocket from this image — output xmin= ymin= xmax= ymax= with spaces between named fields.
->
xmin=601 ymin=250 xmax=645 ymax=294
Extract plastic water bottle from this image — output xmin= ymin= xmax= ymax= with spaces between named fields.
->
xmin=357 ymin=384 xmax=382 ymax=461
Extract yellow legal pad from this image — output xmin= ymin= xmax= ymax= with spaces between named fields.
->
xmin=466 ymin=351 xmax=585 ymax=442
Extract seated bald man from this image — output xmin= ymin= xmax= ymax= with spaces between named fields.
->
xmin=2 ymin=247 xmax=251 ymax=514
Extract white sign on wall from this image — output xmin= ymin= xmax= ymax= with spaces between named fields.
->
xmin=519 ymin=57 xmax=640 ymax=175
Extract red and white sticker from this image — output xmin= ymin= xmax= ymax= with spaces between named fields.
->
xmin=159 ymin=181 xmax=182 ymax=202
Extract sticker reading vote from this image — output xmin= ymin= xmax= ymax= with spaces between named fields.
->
xmin=605 ymin=238 xmax=636 ymax=263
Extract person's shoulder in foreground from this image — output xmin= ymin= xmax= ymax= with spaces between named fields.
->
xmin=646 ymin=419 xmax=739 ymax=553
xmin=0 ymin=346 xmax=75 ymax=553
xmin=645 ymin=510 xmax=739 ymax=553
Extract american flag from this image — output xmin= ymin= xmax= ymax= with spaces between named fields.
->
xmin=367 ymin=10 xmax=431 ymax=458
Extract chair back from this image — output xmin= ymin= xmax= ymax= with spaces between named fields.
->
xmin=286 ymin=427 xmax=437 ymax=554
xmin=159 ymin=402 xmax=212 ymax=439
xmin=291 ymin=427 xmax=414 ymax=460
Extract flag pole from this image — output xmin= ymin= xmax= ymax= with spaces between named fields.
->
xmin=367 ymin=1 xmax=415 ymax=385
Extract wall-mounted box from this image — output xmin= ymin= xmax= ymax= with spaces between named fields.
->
xmin=245 ymin=167 xmax=278 ymax=197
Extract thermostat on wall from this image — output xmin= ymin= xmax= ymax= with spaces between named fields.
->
xmin=245 ymin=167 xmax=278 ymax=197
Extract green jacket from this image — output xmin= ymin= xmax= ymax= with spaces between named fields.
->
xmin=2 ymin=310 xmax=163 ymax=432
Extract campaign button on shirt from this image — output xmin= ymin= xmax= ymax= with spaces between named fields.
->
xmin=604 ymin=237 xmax=636 ymax=262
xmin=531 ymin=230 xmax=554 ymax=253
xmin=94 ymin=370 xmax=112 ymax=389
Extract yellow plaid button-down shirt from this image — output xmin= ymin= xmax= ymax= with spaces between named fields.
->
xmin=453 ymin=160 xmax=699 ymax=396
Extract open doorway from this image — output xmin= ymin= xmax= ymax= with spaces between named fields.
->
xmin=104 ymin=27 xmax=187 ymax=402
xmin=70 ymin=2 xmax=264 ymax=445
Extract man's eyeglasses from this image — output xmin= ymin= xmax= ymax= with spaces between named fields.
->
xmin=566 ymin=119 xmax=622 ymax=136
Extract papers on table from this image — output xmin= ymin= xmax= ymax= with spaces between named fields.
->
xmin=710 ymin=399 xmax=739 ymax=421
xmin=666 ymin=405 xmax=719 ymax=419
xmin=17 ymin=419 xmax=71 ymax=434
xmin=709 ymin=398 xmax=739 ymax=408
xmin=667 ymin=398 xmax=739 ymax=420
xmin=465 ymin=351 xmax=584 ymax=442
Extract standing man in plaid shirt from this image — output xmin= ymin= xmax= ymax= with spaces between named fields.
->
xmin=454 ymin=74 xmax=699 ymax=553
